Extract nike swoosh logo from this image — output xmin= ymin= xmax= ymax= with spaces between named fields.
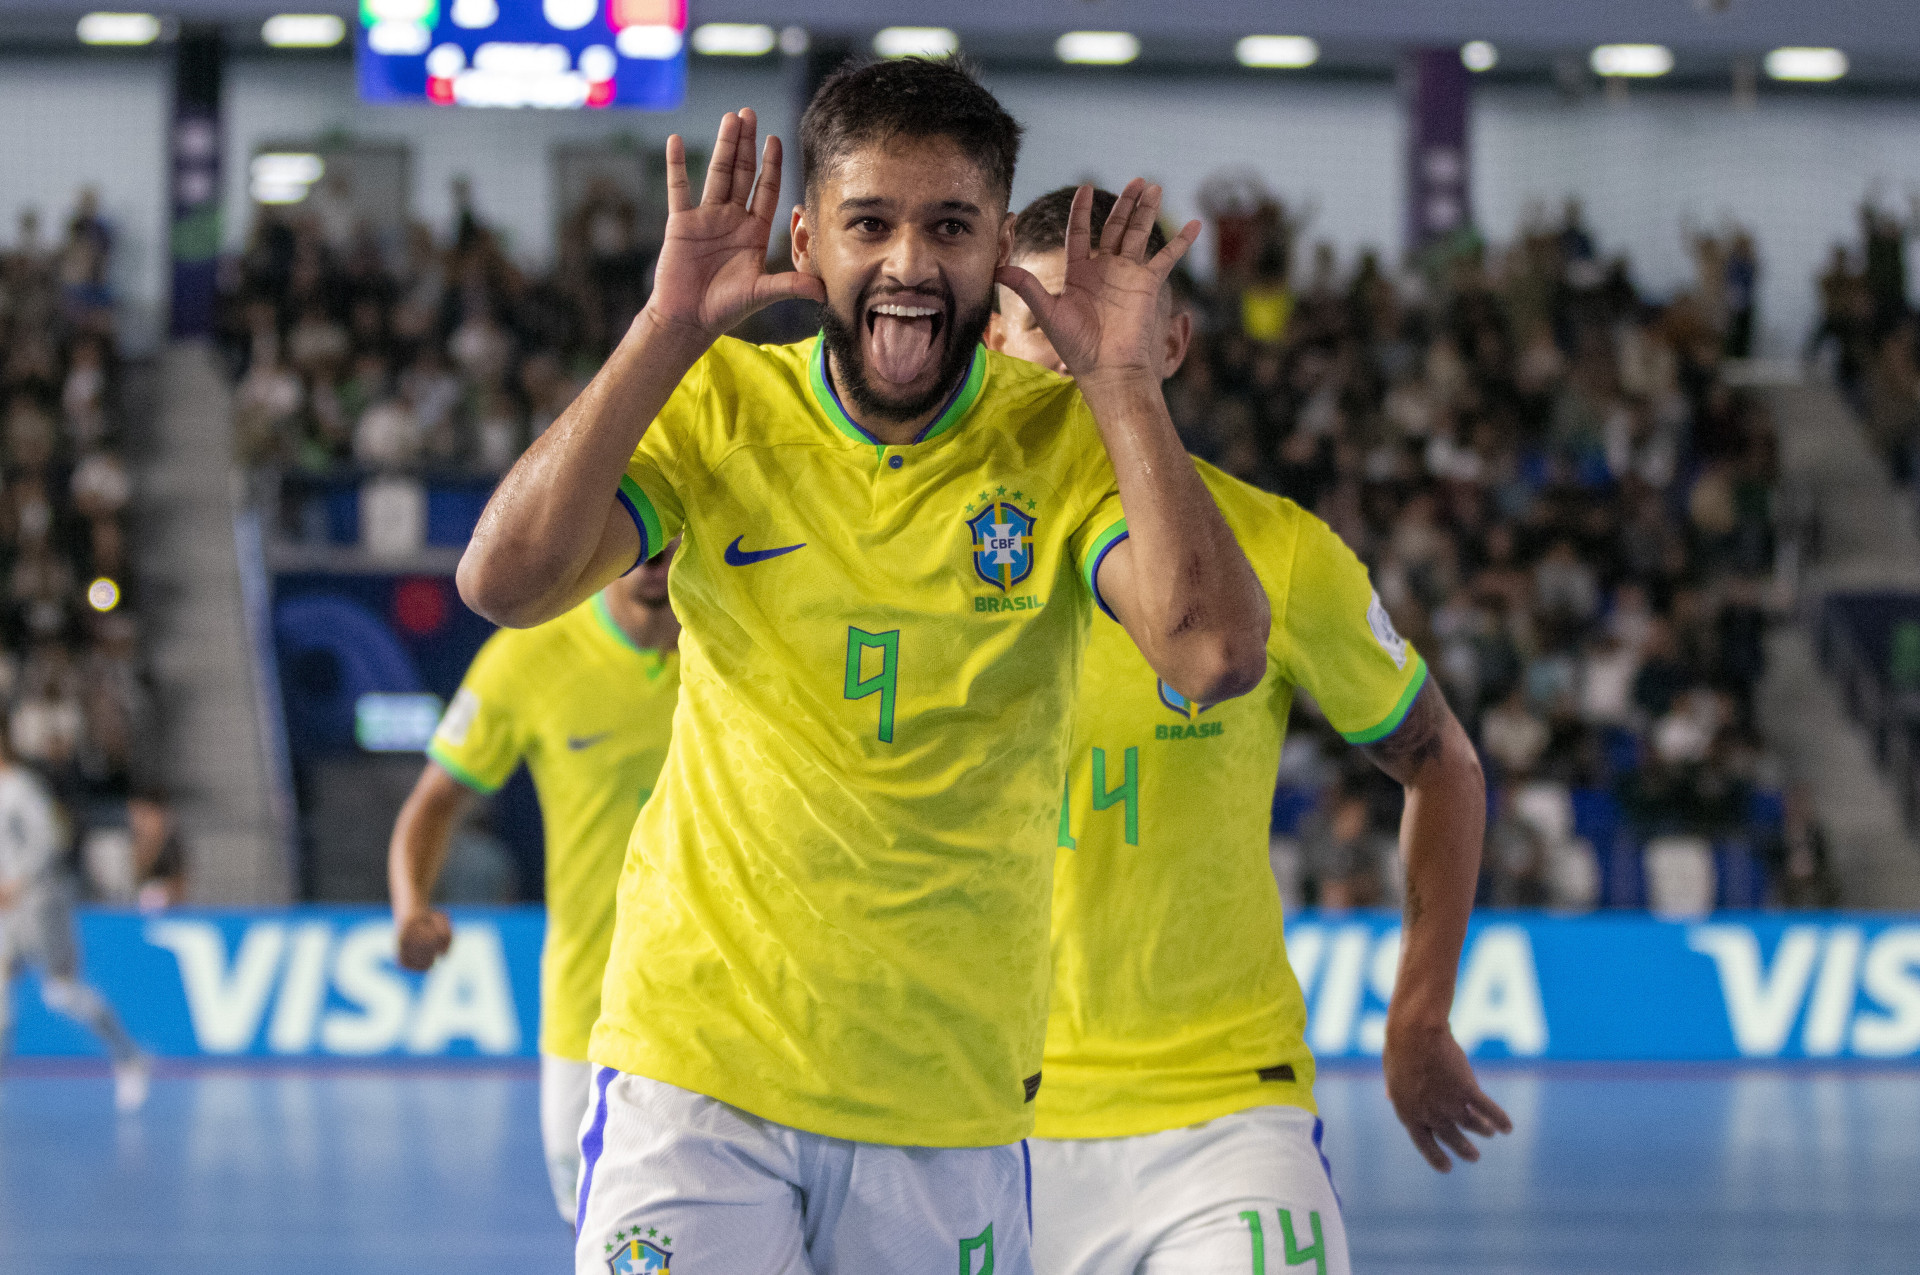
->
xmin=567 ymin=733 xmax=611 ymax=751
xmin=724 ymin=536 xmax=806 ymax=566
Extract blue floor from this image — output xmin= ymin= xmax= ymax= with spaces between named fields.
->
xmin=2 ymin=1065 xmax=1915 ymax=1273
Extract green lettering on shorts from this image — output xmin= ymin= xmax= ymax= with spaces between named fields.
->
xmin=959 ymin=1222 xmax=994 ymax=1275
xmin=1280 ymin=1210 xmax=1327 ymax=1275
xmin=1244 ymin=1209 xmax=1326 ymax=1275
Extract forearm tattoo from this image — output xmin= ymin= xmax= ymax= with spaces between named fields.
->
xmin=1404 ymin=876 xmax=1426 ymax=926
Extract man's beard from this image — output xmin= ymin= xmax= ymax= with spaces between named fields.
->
xmin=818 ymin=282 xmax=992 ymax=424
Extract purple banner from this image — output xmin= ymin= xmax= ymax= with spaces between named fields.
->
xmin=1403 ymin=47 xmax=1473 ymax=256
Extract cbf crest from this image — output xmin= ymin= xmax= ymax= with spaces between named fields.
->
xmin=1157 ymin=678 xmax=1214 ymax=719
xmin=606 ymin=1227 xmax=672 ymax=1272
xmin=966 ymin=488 xmax=1039 ymax=591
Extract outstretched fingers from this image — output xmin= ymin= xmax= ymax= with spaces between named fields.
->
xmin=1148 ymin=220 xmax=1203 ymax=280
xmin=1064 ymin=185 xmax=1095 ymax=264
xmin=748 ymin=135 xmax=784 ymax=224
xmin=664 ymin=134 xmax=692 ymax=214
xmin=1117 ymin=182 xmax=1162 ymax=261
xmin=1098 ymin=178 xmax=1146 ymax=255
xmin=701 ymin=111 xmax=742 ymax=207
xmin=730 ymin=108 xmax=760 ymax=208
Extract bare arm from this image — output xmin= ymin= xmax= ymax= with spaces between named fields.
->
xmin=1361 ymin=679 xmax=1513 ymax=1171
xmin=457 ymin=109 xmax=825 ymax=627
xmin=387 ymin=761 xmax=478 ymax=971
xmin=999 ymin=183 xmax=1267 ymax=703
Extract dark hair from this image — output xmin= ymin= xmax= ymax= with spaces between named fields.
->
xmin=1013 ymin=185 xmax=1169 ymax=260
xmin=1013 ymin=185 xmax=1193 ymax=303
xmin=800 ymin=56 xmax=1023 ymax=206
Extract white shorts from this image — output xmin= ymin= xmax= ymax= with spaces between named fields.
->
xmin=0 ymin=885 xmax=81 ymax=981
xmin=543 ymin=1054 xmax=596 ymax=1225
xmin=1030 ymin=1105 xmax=1350 ymax=1275
xmin=574 ymin=1069 xmax=1033 ymax=1275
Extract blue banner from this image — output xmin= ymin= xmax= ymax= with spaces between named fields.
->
xmin=10 ymin=908 xmax=1920 ymax=1063
xmin=11 ymin=908 xmax=539 ymax=1060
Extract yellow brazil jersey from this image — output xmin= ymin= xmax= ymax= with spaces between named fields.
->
xmin=427 ymin=592 xmax=679 ymax=1060
xmin=1041 ymin=460 xmax=1426 ymax=1140
xmin=595 ymin=334 xmax=1129 ymax=1147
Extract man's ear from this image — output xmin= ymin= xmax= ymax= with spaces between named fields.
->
xmin=1160 ymin=307 xmax=1193 ymax=380
xmin=997 ymin=211 xmax=1017 ymax=268
xmin=790 ymin=204 xmax=814 ymax=273
xmin=985 ymin=310 xmax=1008 ymax=352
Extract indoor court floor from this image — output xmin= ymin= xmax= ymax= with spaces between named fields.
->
xmin=1 ymin=1064 xmax=1915 ymax=1274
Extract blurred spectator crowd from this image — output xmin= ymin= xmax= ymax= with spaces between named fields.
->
xmin=220 ymin=175 xmax=1830 ymax=914
xmin=221 ymin=178 xmax=644 ymax=488
xmin=0 ymin=190 xmax=181 ymax=907
xmin=1815 ymin=195 xmax=1920 ymax=486
xmin=1195 ymin=191 xmax=1824 ymax=914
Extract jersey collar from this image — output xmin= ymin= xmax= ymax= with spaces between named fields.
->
xmin=808 ymin=334 xmax=986 ymax=448
xmin=591 ymin=590 xmax=672 ymax=679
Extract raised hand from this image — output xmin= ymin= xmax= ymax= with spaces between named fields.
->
xmin=642 ymin=108 xmax=826 ymax=344
xmin=995 ymin=179 xmax=1199 ymax=390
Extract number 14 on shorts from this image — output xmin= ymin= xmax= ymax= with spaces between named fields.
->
xmin=1241 ymin=1208 xmax=1327 ymax=1275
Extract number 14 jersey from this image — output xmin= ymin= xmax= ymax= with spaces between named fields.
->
xmin=596 ymin=335 xmax=1127 ymax=1147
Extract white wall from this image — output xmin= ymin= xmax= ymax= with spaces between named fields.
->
xmin=1478 ymin=87 xmax=1920 ymax=352
xmin=992 ymin=74 xmax=1920 ymax=351
xmin=12 ymin=53 xmax=1920 ymax=354
xmin=222 ymin=55 xmax=795 ymax=269
xmin=0 ymin=55 xmax=171 ymax=353
xmin=987 ymin=71 xmax=1403 ymax=289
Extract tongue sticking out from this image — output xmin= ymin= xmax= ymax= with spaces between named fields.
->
xmin=868 ymin=314 xmax=939 ymax=387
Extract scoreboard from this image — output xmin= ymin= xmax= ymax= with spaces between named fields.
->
xmin=356 ymin=0 xmax=686 ymax=109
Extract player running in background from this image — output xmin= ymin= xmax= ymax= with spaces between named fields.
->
xmin=458 ymin=56 xmax=1269 ymax=1275
xmin=0 ymin=730 xmax=148 ymax=1112
xmin=388 ymin=546 xmax=679 ymax=1225
xmin=990 ymin=187 xmax=1511 ymax=1275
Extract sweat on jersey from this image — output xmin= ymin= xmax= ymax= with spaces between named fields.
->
xmin=428 ymin=591 xmax=680 ymax=1061
xmin=592 ymin=334 xmax=1130 ymax=1147
xmin=1040 ymin=460 xmax=1427 ymax=1140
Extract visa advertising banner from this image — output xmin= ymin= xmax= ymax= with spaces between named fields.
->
xmin=9 ymin=909 xmax=1920 ymax=1063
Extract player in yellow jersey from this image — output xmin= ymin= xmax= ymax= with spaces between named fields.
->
xmin=387 ymin=545 xmax=679 ymax=1226
xmin=989 ymin=188 xmax=1512 ymax=1275
xmin=459 ymin=56 xmax=1272 ymax=1275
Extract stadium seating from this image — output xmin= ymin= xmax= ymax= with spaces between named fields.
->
xmin=217 ymin=189 xmax=1812 ymax=910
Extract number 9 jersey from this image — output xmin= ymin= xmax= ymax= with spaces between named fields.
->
xmin=594 ymin=335 xmax=1129 ymax=1147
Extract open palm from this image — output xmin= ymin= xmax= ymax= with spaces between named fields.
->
xmin=646 ymin=108 xmax=825 ymax=342
xmin=997 ymin=180 xmax=1199 ymax=387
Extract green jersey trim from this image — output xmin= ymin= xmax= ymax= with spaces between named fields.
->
xmin=807 ymin=334 xmax=985 ymax=452
xmin=427 ymin=741 xmax=506 ymax=795
xmin=917 ymin=344 xmax=987 ymax=442
xmin=589 ymin=591 xmax=672 ymax=680
xmin=1338 ymin=654 xmax=1430 ymax=745
xmin=1081 ymin=518 xmax=1131 ymax=621
xmin=616 ymin=474 xmax=663 ymax=564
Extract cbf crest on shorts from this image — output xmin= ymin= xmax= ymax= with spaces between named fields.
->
xmin=606 ymin=1228 xmax=671 ymax=1272
xmin=966 ymin=490 xmax=1038 ymax=590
